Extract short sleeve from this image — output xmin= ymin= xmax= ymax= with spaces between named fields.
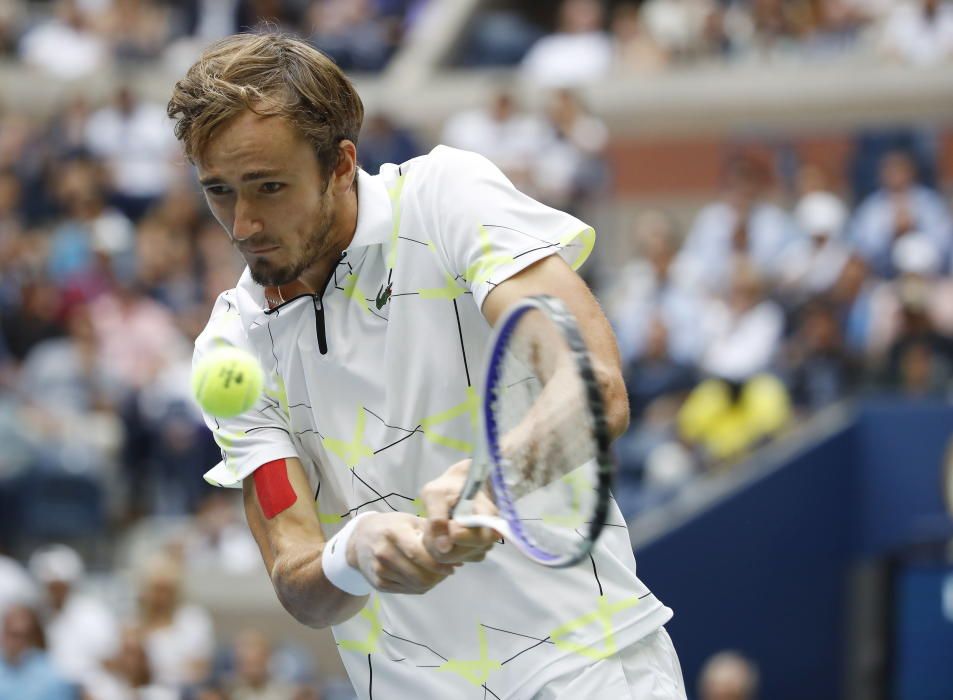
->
xmin=194 ymin=292 xmax=299 ymax=489
xmin=419 ymin=146 xmax=596 ymax=309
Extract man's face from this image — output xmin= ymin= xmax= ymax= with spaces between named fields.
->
xmin=198 ymin=110 xmax=341 ymax=287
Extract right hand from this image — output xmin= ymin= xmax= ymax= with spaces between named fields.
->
xmin=345 ymin=513 xmax=458 ymax=594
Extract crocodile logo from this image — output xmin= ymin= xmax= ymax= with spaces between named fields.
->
xmin=375 ymin=282 xmax=393 ymax=309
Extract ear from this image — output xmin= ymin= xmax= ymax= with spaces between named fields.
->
xmin=330 ymin=140 xmax=358 ymax=196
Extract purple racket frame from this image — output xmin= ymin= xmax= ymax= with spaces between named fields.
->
xmin=464 ymin=295 xmax=614 ymax=567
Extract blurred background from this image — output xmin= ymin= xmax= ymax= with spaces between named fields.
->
xmin=0 ymin=0 xmax=951 ymax=698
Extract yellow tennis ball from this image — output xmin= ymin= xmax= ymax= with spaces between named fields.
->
xmin=191 ymin=346 xmax=264 ymax=418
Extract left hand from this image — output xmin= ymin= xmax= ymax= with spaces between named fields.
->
xmin=419 ymin=459 xmax=500 ymax=565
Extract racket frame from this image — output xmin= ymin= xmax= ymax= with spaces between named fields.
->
xmin=454 ymin=294 xmax=614 ymax=567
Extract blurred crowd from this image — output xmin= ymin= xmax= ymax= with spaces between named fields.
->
xmin=464 ymin=0 xmax=953 ymax=79
xmin=1 ymin=0 xmax=425 ymax=76
xmin=0 ymin=1 xmax=951 ymax=698
xmin=602 ymin=140 xmax=953 ymax=512
xmin=0 ymin=542 xmax=347 ymax=699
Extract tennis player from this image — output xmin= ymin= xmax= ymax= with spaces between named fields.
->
xmin=170 ymin=33 xmax=685 ymax=699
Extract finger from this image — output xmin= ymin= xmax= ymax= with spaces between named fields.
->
xmin=423 ymin=517 xmax=453 ymax=558
xmin=402 ymin=532 xmax=458 ymax=576
xmin=447 ymin=521 xmax=499 ymax=549
xmin=375 ymin=550 xmax=451 ymax=593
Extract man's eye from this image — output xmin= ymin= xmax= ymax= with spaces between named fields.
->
xmin=261 ymin=182 xmax=284 ymax=194
xmin=206 ymin=186 xmax=230 ymax=196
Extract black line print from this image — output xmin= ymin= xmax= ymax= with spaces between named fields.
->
xmin=480 ymin=624 xmax=554 ymax=645
xmin=348 ymin=490 xmax=416 ymax=515
xmin=363 ymin=407 xmax=419 ymax=434
xmin=245 ymin=425 xmax=291 ymax=438
xmin=390 ymin=292 xmax=420 ymax=298
xmin=481 ymin=224 xmax=555 ymax=246
xmin=513 ymin=243 xmax=560 ymax=260
xmin=293 ymin=428 xmax=325 ymax=439
xmin=382 ymin=629 xmax=448 ymax=661
xmin=266 ymin=322 xmax=279 ymax=366
xmin=368 ymin=654 xmax=373 ymax=700
xmin=373 ymin=428 xmax=423 ymax=455
xmin=483 ymin=684 xmax=502 ymax=700
xmin=589 ymin=552 xmax=604 ymax=596
xmin=501 ymin=637 xmax=552 ymax=666
xmin=398 ymin=235 xmax=430 ymax=247
xmin=350 ymin=469 xmax=402 ymax=512
xmin=452 ymin=298 xmax=471 ymax=387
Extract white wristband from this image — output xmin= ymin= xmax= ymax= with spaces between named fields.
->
xmin=322 ymin=512 xmax=374 ymax=596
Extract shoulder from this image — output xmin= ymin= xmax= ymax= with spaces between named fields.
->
xmin=403 ymin=145 xmax=499 ymax=182
xmin=194 ymin=288 xmax=247 ymax=356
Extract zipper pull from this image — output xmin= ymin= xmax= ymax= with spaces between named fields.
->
xmin=312 ymin=296 xmax=328 ymax=355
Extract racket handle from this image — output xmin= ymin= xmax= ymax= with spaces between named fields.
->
xmin=454 ymin=514 xmax=511 ymax=539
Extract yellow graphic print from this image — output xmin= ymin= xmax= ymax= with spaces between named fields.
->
xmin=386 ymin=174 xmax=406 ymax=270
xmin=541 ymin=470 xmax=590 ymax=528
xmin=418 ymin=271 xmax=466 ymax=301
xmin=550 ymin=595 xmax=643 ymax=660
xmin=338 ymin=597 xmax=382 ymax=654
xmin=343 ymin=272 xmax=370 ymax=313
xmin=438 ymin=625 xmax=502 ymax=686
xmin=465 ymin=225 xmax=514 ymax=285
xmin=559 ymin=227 xmax=596 ymax=271
xmin=322 ymin=407 xmax=375 ymax=467
xmin=419 ymin=387 xmax=479 ymax=454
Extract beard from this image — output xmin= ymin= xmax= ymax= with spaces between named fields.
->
xmin=247 ymin=203 xmax=338 ymax=288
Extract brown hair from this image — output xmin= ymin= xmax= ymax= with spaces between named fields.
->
xmin=167 ymin=33 xmax=364 ymax=176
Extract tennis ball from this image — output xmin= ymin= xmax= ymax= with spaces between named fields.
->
xmin=191 ymin=346 xmax=264 ymax=418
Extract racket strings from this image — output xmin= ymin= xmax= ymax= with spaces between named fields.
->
xmin=490 ymin=311 xmax=601 ymax=556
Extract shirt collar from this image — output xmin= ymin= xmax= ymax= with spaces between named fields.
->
xmin=233 ymin=168 xmax=394 ymax=322
xmin=346 ymin=167 xmax=393 ymax=250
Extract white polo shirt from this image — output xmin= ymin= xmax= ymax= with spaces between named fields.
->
xmin=195 ymin=146 xmax=672 ymax=700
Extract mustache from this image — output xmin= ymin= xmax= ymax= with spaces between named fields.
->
xmin=236 ymin=238 xmax=279 ymax=253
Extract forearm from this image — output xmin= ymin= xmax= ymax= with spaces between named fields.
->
xmin=270 ymin=541 xmax=367 ymax=628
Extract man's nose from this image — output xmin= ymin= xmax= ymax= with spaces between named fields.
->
xmin=232 ymin=198 xmax=263 ymax=241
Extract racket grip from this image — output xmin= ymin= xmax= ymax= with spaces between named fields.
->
xmin=454 ymin=514 xmax=512 ymax=539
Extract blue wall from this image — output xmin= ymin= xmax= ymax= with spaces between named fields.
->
xmin=632 ymin=402 xmax=953 ymax=699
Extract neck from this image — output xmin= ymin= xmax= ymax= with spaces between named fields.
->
xmin=299 ymin=183 xmax=359 ymax=292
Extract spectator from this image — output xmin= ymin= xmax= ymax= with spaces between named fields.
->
xmin=88 ymin=283 xmax=191 ymax=394
xmin=136 ymin=552 xmax=214 ymax=689
xmin=700 ymin=259 xmax=785 ymax=383
xmin=0 ymin=554 xmax=37 ymax=624
xmin=0 ymin=278 xmax=65 ymax=363
xmin=306 ymin=0 xmax=399 ymax=72
xmin=84 ymin=87 xmax=181 ymax=222
xmin=93 ymin=0 xmax=173 ymax=62
xmin=441 ymin=91 xmax=547 ymax=191
xmin=85 ymin=624 xmax=178 ymax=700
xmin=624 ymin=315 xmax=697 ymax=420
xmin=358 ymin=114 xmax=422 ymax=177
xmin=698 ymin=650 xmax=759 ymax=700
xmin=867 ymin=232 xmax=953 ymax=357
xmin=606 ymin=210 xmax=704 ymax=365
xmin=532 ymin=89 xmax=608 ymax=212
xmin=28 ymin=545 xmax=120 ymax=689
xmin=18 ymin=0 xmax=109 ymax=81
xmin=779 ymin=190 xmax=851 ymax=302
xmin=641 ymin=0 xmax=720 ymax=60
xmin=880 ymin=0 xmax=953 ymax=66
xmin=676 ymin=156 xmax=801 ymax=294
xmin=610 ymin=2 xmax=669 ymax=73
xmin=520 ymin=0 xmax=613 ymax=87
xmin=849 ymin=149 xmax=953 ymax=278
xmin=228 ymin=630 xmax=296 ymax=700
xmin=784 ymin=299 xmax=860 ymax=410
xmin=46 ymin=155 xmax=136 ymax=299
xmin=0 ymin=604 xmax=76 ymax=700
xmin=829 ymin=255 xmax=879 ymax=356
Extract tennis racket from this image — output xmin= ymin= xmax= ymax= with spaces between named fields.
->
xmin=451 ymin=295 xmax=613 ymax=568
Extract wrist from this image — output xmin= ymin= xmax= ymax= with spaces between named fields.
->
xmin=322 ymin=512 xmax=374 ymax=596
